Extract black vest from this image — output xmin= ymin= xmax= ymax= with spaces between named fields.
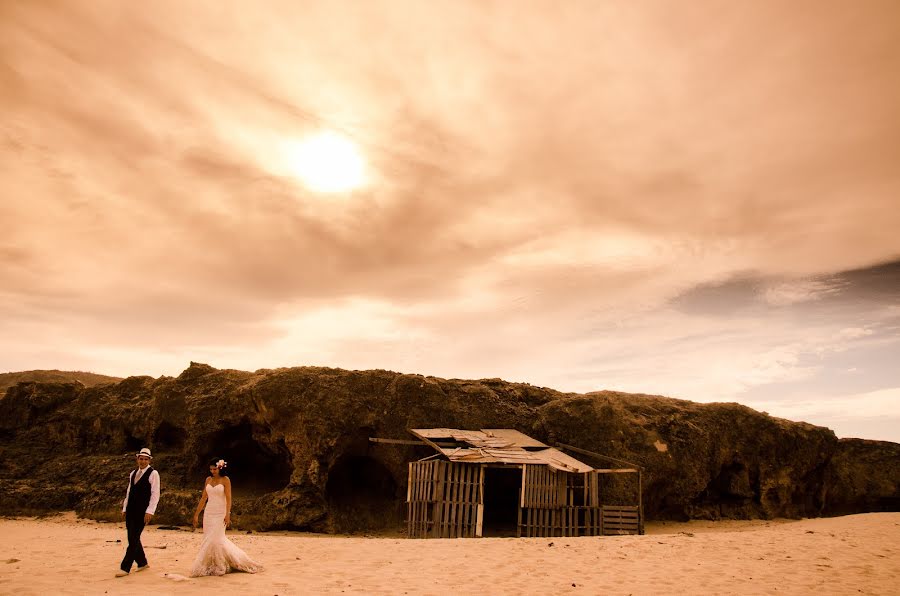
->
xmin=126 ymin=466 xmax=154 ymax=515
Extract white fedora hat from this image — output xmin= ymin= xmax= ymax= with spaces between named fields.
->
xmin=136 ymin=447 xmax=153 ymax=459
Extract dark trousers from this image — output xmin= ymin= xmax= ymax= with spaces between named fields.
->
xmin=120 ymin=512 xmax=147 ymax=571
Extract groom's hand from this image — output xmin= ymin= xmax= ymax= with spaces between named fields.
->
xmin=144 ymin=513 xmax=152 ymax=525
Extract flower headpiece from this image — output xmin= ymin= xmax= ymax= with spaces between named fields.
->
xmin=216 ymin=459 xmax=227 ymax=469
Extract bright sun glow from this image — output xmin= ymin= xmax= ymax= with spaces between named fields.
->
xmin=282 ymin=131 xmax=367 ymax=193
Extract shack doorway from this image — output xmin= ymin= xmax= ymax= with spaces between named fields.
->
xmin=482 ymin=466 xmax=522 ymax=537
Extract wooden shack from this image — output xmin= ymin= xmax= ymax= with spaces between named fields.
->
xmin=404 ymin=428 xmax=643 ymax=539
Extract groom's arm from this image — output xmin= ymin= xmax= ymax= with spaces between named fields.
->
xmin=144 ymin=470 xmax=160 ymax=524
xmin=144 ymin=470 xmax=159 ymax=525
xmin=122 ymin=470 xmax=133 ymax=518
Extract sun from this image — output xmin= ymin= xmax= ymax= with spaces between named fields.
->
xmin=282 ymin=131 xmax=367 ymax=193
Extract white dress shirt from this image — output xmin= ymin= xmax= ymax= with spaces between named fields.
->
xmin=122 ymin=466 xmax=161 ymax=515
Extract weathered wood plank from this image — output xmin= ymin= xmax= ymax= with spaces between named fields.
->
xmin=556 ymin=442 xmax=641 ymax=469
xmin=447 ymin=464 xmax=456 ymax=538
xmin=477 ymin=502 xmax=484 ymax=538
xmin=370 ymin=437 xmax=425 ymax=445
xmin=521 ymin=464 xmax=528 ymax=508
xmin=638 ymin=469 xmax=644 ymax=535
xmin=459 ymin=465 xmax=467 ymax=537
xmin=432 ymin=462 xmax=444 ymax=538
xmin=516 ymin=503 xmax=522 ymax=538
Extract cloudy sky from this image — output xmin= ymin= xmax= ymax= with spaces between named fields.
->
xmin=2 ymin=1 xmax=899 ymax=441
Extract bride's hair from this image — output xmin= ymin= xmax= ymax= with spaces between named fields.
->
xmin=208 ymin=457 xmax=229 ymax=477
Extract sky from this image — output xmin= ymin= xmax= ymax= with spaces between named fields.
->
xmin=2 ymin=1 xmax=899 ymax=442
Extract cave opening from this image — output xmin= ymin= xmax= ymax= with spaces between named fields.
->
xmin=124 ymin=433 xmax=144 ymax=453
xmin=199 ymin=421 xmax=292 ymax=498
xmin=153 ymin=421 xmax=187 ymax=451
xmin=707 ymin=462 xmax=753 ymax=503
xmin=325 ymin=455 xmax=399 ymax=533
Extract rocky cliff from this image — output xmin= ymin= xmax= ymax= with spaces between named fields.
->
xmin=0 ymin=370 xmax=121 ymax=394
xmin=0 ymin=363 xmax=897 ymax=531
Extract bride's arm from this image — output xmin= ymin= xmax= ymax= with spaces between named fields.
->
xmin=192 ymin=478 xmax=210 ymax=529
xmin=224 ymin=477 xmax=232 ymax=528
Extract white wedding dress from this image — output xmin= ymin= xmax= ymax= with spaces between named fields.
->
xmin=189 ymin=483 xmax=263 ymax=577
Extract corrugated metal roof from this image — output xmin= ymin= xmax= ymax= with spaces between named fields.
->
xmin=480 ymin=429 xmax=548 ymax=448
xmin=409 ymin=428 xmax=593 ymax=472
xmin=410 ymin=428 xmax=547 ymax=448
xmin=412 ymin=428 xmax=460 ymax=439
xmin=540 ymin=448 xmax=594 ymax=473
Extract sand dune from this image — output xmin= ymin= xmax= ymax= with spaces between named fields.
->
xmin=0 ymin=512 xmax=897 ymax=595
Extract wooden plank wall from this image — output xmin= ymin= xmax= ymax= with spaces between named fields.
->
xmin=407 ymin=461 xmax=484 ymax=539
xmin=410 ymin=462 xmax=642 ymax=539
xmin=519 ymin=466 xmax=603 ymax=537
xmin=407 ymin=460 xmax=435 ymax=539
xmin=595 ymin=470 xmax=642 ymax=536
xmin=601 ymin=505 xmax=640 ymax=535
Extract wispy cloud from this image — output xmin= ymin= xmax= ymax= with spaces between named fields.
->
xmin=1 ymin=1 xmax=899 ymax=441
xmin=761 ymin=279 xmax=846 ymax=306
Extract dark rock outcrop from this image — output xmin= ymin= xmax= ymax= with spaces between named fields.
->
xmin=0 ymin=370 xmax=121 ymax=394
xmin=0 ymin=363 xmax=897 ymax=531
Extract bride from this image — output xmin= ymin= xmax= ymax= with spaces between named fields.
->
xmin=190 ymin=458 xmax=262 ymax=577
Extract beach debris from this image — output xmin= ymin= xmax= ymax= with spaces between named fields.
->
xmin=548 ymin=541 xmax=554 ymax=547
xmin=6 ymin=559 xmax=20 ymax=564
xmin=146 ymin=545 xmax=167 ymax=549
xmin=104 ymin=539 xmax=121 ymax=543
xmin=156 ymin=525 xmax=183 ymax=531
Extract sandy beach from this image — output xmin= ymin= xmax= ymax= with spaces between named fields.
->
xmin=0 ymin=512 xmax=897 ymax=595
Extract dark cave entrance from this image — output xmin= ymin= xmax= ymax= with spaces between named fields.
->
xmin=482 ymin=466 xmax=522 ymax=537
xmin=705 ymin=462 xmax=754 ymax=504
xmin=325 ymin=455 xmax=399 ymax=533
xmin=199 ymin=421 xmax=293 ymax=498
xmin=124 ymin=433 xmax=144 ymax=454
xmin=153 ymin=421 xmax=187 ymax=451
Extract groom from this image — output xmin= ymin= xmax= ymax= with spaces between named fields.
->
xmin=116 ymin=447 xmax=161 ymax=577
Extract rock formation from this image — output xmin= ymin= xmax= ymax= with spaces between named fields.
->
xmin=0 ymin=363 xmax=897 ymax=531
xmin=0 ymin=370 xmax=121 ymax=394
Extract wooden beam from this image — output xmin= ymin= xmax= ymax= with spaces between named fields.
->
xmin=555 ymin=442 xmax=642 ymax=470
xmin=638 ymin=469 xmax=644 ymax=535
xmin=595 ymin=468 xmax=639 ymax=474
xmin=371 ymin=437 xmax=456 ymax=447
xmin=370 ymin=437 xmax=424 ymax=445
xmin=409 ymin=429 xmax=451 ymax=455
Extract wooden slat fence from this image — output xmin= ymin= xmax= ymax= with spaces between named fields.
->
xmin=409 ymin=462 xmax=642 ymax=539
xmin=601 ymin=505 xmax=640 ymax=535
xmin=518 ymin=465 xmax=604 ymax=537
xmin=407 ymin=460 xmax=483 ymax=538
